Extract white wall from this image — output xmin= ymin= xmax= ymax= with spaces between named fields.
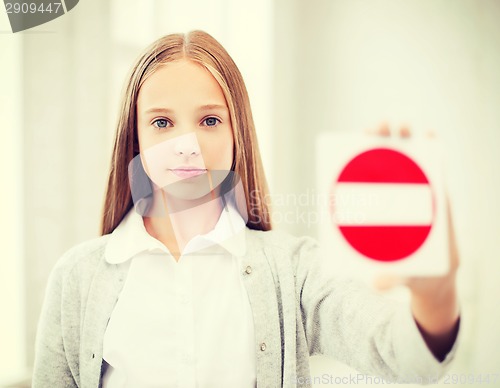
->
xmin=0 ymin=12 xmax=25 ymax=385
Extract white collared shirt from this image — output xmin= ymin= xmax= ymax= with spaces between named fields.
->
xmin=101 ymin=205 xmax=256 ymax=388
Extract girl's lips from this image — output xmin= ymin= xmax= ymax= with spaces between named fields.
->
xmin=169 ymin=168 xmax=207 ymax=179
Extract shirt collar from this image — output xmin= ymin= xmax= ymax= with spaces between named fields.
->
xmin=184 ymin=203 xmax=247 ymax=257
xmin=105 ymin=203 xmax=247 ymax=264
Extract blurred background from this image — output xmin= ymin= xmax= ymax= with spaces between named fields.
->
xmin=1 ymin=0 xmax=499 ymax=386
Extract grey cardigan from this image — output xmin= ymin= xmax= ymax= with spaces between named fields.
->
xmin=32 ymin=228 xmax=458 ymax=388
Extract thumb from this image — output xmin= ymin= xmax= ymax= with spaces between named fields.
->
xmin=373 ymin=274 xmax=406 ymax=291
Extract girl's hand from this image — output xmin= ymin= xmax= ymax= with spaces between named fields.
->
xmin=369 ymin=123 xmax=460 ymax=361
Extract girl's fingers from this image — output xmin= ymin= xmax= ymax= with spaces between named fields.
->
xmin=364 ymin=122 xmax=390 ymax=137
xmin=377 ymin=122 xmax=391 ymax=137
xmin=365 ymin=121 xmax=428 ymax=139
xmin=373 ymin=274 xmax=406 ymax=291
xmin=366 ymin=123 xmax=416 ymax=138
xmin=399 ymin=125 xmax=411 ymax=138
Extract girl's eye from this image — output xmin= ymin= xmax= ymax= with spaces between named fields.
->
xmin=203 ymin=117 xmax=221 ymax=127
xmin=152 ymin=119 xmax=170 ymax=129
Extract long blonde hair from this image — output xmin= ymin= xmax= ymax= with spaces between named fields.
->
xmin=101 ymin=30 xmax=271 ymax=235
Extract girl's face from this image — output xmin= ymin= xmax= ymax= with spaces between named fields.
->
xmin=136 ymin=59 xmax=234 ymax=198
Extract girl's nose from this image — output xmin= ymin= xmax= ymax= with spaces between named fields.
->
xmin=173 ymin=133 xmax=201 ymax=157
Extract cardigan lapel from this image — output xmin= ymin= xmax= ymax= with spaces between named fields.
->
xmin=267 ymin=244 xmax=300 ymax=386
xmin=240 ymin=231 xmax=283 ymax=387
xmin=80 ymin=258 xmax=130 ymax=388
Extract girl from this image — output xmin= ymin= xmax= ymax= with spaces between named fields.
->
xmin=32 ymin=30 xmax=460 ymax=388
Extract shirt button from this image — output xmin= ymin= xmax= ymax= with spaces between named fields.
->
xmin=245 ymin=265 xmax=252 ymax=274
xmin=260 ymin=342 xmax=267 ymax=351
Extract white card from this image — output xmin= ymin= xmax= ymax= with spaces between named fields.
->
xmin=316 ymin=132 xmax=449 ymax=281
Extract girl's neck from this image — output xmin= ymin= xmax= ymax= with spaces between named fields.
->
xmin=142 ymin=189 xmax=223 ymax=261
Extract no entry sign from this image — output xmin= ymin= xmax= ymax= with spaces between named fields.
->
xmin=316 ymin=132 xmax=449 ymax=279
xmin=330 ymin=148 xmax=434 ymax=262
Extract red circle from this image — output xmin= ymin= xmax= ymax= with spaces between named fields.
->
xmin=330 ymin=148 xmax=435 ymax=262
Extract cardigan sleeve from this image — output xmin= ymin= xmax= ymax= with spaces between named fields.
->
xmin=32 ymin=259 xmax=79 ymax=388
xmin=296 ymin=236 xmax=460 ymax=384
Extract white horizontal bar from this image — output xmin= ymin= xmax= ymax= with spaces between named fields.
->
xmin=332 ymin=183 xmax=433 ymax=225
